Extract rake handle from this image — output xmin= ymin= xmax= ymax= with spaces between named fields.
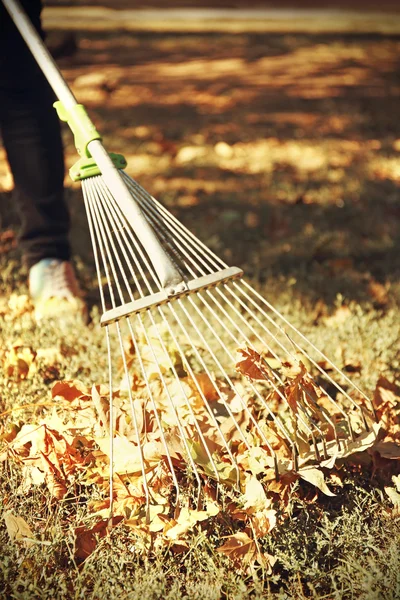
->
xmin=2 ymin=0 xmax=187 ymax=293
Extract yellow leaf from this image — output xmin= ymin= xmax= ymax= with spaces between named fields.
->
xmin=95 ymin=436 xmax=161 ymax=475
xmin=165 ymin=504 xmax=219 ymax=540
xmin=4 ymin=512 xmax=35 ymax=546
xmin=297 ymin=467 xmax=336 ymax=496
xmin=217 ymin=530 xmax=276 ymax=571
xmin=242 ymin=476 xmax=272 ymax=513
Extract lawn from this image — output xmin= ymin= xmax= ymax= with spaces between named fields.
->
xmin=0 ymin=13 xmax=400 ymax=600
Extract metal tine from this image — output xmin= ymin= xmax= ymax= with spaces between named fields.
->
xmin=208 ymin=285 xmax=335 ymax=453
xmin=123 ymin=173 xmax=373 ymax=423
xmin=87 ymin=179 xmax=184 ymax=513
xmin=211 ymin=283 xmax=344 ymax=447
xmin=82 ymin=180 xmax=116 ymax=516
xmin=125 ymin=179 xmax=339 ymax=459
xmin=234 ymin=281 xmax=374 ymax=429
xmin=126 ymin=319 xmax=182 ymax=512
xmin=166 ymin=298 xmax=282 ymax=475
xmin=96 ymin=182 xmax=222 ymax=505
xmin=93 ymin=178 xmax=241 ymax=502
xmin=171 ymin=295 xmax=290 ymax=471
xmin=97 ymin=185 xmax=249 ymax=494
xmin=83 ymin=179 xmax=152 ymax=514
xmin=95 ymin=176 xmax=159 ymax=298
xmin=123 ymin=173 xmax=228 ymax=272
xmin=241 ymin=279 xmax=374 ymax=408
xmin=158 ymin=303 xmax=244 ymax=489
xmin=127 ymin=179 xmax=371 ymax=438
xmin=133 ymin=312 xmax=214 ymax=508
xmin=196 ymin=287 xmax=328 ymax=461
xmin=90 ymin=179 xmax=188 ymax=500
xmin=126 ymin=182 xmax=343 ymax=451
xmin=180 ymin=293 xmax=303 ymax=467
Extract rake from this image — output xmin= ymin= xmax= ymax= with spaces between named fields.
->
xmin=4 ymin=0 xmax=377 ymax=516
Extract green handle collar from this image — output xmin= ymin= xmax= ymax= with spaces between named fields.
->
xmin=53 ymin=101 xmax=102 ymax=158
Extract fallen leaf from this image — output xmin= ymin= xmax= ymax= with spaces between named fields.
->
xmin=251 ymin=509 xmax=277 ymax=537
xmin=297 ymin=467 xmax=336 ymax=496
xmin=371 ymin=441 xmax=400 ymax=460
xmin=243 ymin=476 xmax=271 ymax=513
xmin=4 ymin=344 xmax=36 ymax=380
xmin=165 ymin=503 xmax=219 ymax=540
xmin=373 ymin=377 xmax=400 ymax=410
xmin=367 ymin=280 xmax=389 ymax=307
xmin=5 ymin=423 xmax=85 ymax=499
xmin=52 ymin=380 xmax=91 ymax=402
xmin=217 ymin=531 xmax=255 ymax=565
xmin=385 ymin=483 xmax=400 ymax=516
xmin=235 ymin=347 xmax=269 ymax=381
xmin=216 ymin=531 xmax=275 ymax=571
xmin=4 ymin=512 xmax=35 ymax=546
xmin=74 ymin=520 xmax=108 ymax=561
xmin=95 ymin=436 xmax=162 ymax=475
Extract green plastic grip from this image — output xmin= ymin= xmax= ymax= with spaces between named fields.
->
xmin=69 ymin=153 xmax=127 ymax=182
xmin=53 ymin=101 xmax=102 ymax=158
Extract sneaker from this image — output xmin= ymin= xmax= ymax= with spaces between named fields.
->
xmin=29 ymin=258 xmax=87 ymax=323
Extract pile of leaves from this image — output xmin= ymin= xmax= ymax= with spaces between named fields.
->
xmin=1 ymin=312 xmax=400 ymax=569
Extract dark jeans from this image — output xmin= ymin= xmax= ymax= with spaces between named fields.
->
xmin=0 ymin=0 xmax=70 ymax=268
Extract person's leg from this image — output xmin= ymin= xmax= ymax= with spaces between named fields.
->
xmin=0 ymin=0 xmax=70 ymax=269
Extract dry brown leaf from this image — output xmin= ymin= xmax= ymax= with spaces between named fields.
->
xmin=367 ymin=280 xmax=389 ymax=306
xmin=6 ymin=423 xmax=85 ymax=499
xmin=217 ymin=531 xmax=255 ymax=565
xmin=74 ymin=520 xmax=108 ymax=561
xmin=373 ymin=377 xmax=400 ymax=410
xmin=52 ymin=380 xmax=91 ymax=402
xmin=217 ymin=531 xmax=275 ymax=572
xmin=192 ymin=373 xmax=219 ymax=401
xmin=4 ymin=512 xmax=35 ymax=546
xmin=370 ymin=440 xmax=400 ymax=460
xmin=235 ymin=347 xmax=268 ymax=380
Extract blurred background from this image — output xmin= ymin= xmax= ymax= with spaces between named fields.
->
xmin=1 ymin=0 xmax=400 ymax=310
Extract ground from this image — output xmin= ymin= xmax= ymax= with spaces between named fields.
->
xmin=0 ymin=8 xmax=400 ymax=600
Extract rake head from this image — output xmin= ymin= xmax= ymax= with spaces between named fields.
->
xmin=82 ymin=171 xmax=377 ymax=515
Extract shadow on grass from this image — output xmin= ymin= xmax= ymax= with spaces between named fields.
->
xmin=1 ymin=29 xmax=400 ymax=310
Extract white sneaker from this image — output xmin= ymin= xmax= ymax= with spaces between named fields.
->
xmin=29 ymin=258 xmax=87 ymax=323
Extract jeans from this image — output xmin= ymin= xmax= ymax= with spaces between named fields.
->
xmin=0 ymin=0 xmax=70 ymax=268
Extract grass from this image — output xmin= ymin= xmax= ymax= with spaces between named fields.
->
xmin=0 ymin=253 xmax=399 ymax=599
xmin=0 ymin=457 xmax=399 ymax=598
xmin=1 ymin=23 xmax=400 ymax=600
